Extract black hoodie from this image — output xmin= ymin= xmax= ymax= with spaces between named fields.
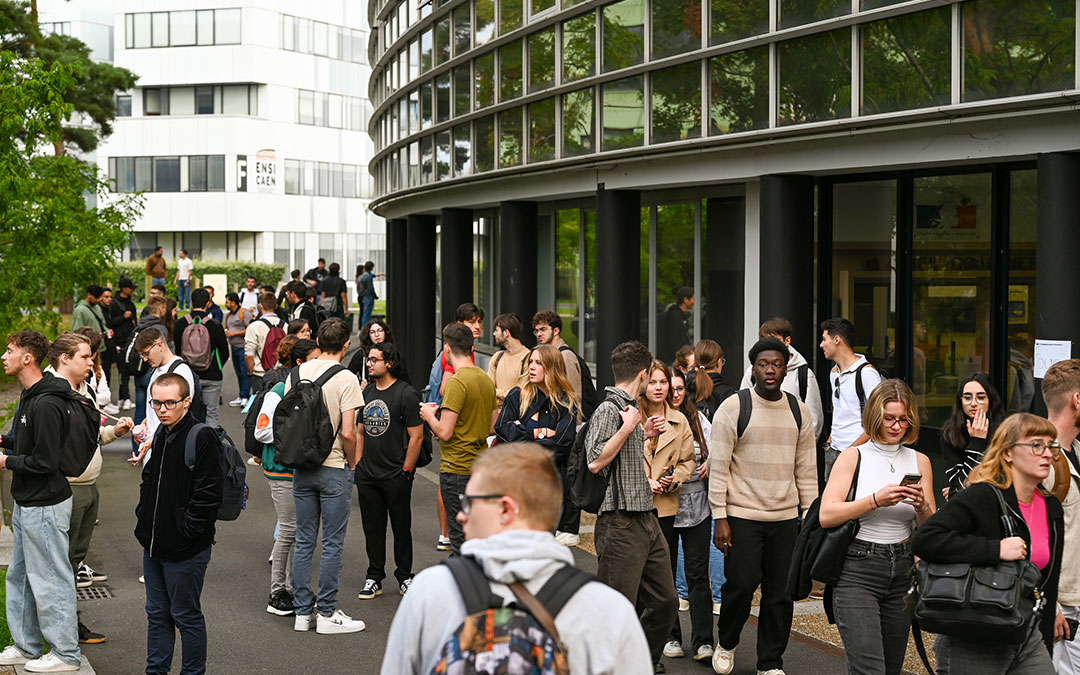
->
xmin=6 ymin=372 xmax=76 ymax=506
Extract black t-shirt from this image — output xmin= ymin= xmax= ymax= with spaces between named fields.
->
xmin=321 ymin=276 xmax=347 ymax=313
xmin=357 ymin=380 xmax=422 ymax=481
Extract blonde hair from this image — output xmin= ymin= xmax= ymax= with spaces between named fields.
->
xmin=518 ymin=344 xmax=580 ymax=422
xmin=1042 ymin=359 xmax=1080 ymax=414
xmin=863 ymin=378 xmax=921 ymax=445
xmin=47 ymin=332 xmax=91 ymax=370
xmin=967 ymin=413 xmax=1059 ymax=491
xmin=472 ymin=443 xmax=562 ymax=531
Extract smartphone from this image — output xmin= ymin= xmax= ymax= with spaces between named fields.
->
xmin=661 ymin=465 xmax=675 ymax=478
xmin=899 ymin=473 xmax=922 ymax=487
xmin=1067 ymin=618 xmax=1078 ymax=642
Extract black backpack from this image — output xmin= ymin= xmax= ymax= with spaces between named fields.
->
xmin=60 ymin=391 xmax=101 ymax=477
xmin=123 ymin=326 xmax=154 ymax=376
xmin=243 ymin=368 xmax=291 ymax=457
xmin=167 ymin=360 xmax=206 ymax=424
xmin=558 ymin=345 xmax=600 ymax=419
xmin=272 ymin=364 xmax=347 ymax=470
xmin=183 ymin=423 xmax=248 ymax=521
xmin=566 ymin=396 xmax=622 ymax=513
xmin=735 ymin=388 xmax=803 ymax=438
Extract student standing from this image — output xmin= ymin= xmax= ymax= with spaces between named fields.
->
xmin=145 ymin=246 xmax=167 ymax=287
xmin=174 ymin=288 xmax=229 ymax=427
xmin=174 ymin=249 xmax=194 ymax=311
xmin=71 ymin=285 xmax=108 ymax=349
xmin=224 ymin=293 xmax=251 ymax=407
xmin=820 ymin=317 xmax=883 ymax=480
xmin=940 ymin=373 xmax=1005 ymax=497
xmin=238 ymin=276 xmax=260 ymax=316
xmin=245 ymin=293 xmax=286 ymax=395
xmin=357 ymin=261 xmax=379 ymax=327
xmin=487 ymin=313 xmax=530 ymax=408
xmin=691 ymin=340 xmax=736 ymax=423
xmin=532 ymin=310 xmax=582 ymax=399
xmin=319 ymin=263 xmax=350 ymax=321
xmin=109 ymin=278 xmax=139 ymax=411
xmin=129 ymin=328 xmax=196 ymax=464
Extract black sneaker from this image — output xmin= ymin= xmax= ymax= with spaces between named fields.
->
xmin=78 ymin=621 xmax=106 ymax=644
xmin=399 ymin=577 xmax=413 ymax=595
xmin=266 ymin=590 xmax=295 ymax=616
xmin=358 ymin=579 xmax=382 ymax=600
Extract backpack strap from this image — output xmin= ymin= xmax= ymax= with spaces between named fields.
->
xmin=442 ymin=556 xmax=501 ymax=614
xmin=785 ymin=392 xmax=803 ymax=432
xmin=533 ymin=566 xmax=595 ymax=618
xmin=736 ymin=388 xmax=752 ymax=438
xmin=854 ymin=363 xmax=871 ymax=412
xmin=167 ymin=359 xmax=184 ymax=374
xmin=797 ymin=364 xmax=808 ymax=402
xmin=313 ymin=364 xmax=347 ymax=388
xmin=184 ymin=422 xmax=211 ymax=471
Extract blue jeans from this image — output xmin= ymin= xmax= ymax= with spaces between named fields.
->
xmin=231 ymin=346 xmax=250 ymax=398
xmin=361 ymin=296 xmax=375 ymax=327
xmin=7 ymin=499 xmax=81 ymax=666
xmin=676 ymin=534 xmax=725 ymax=604
xmin=143 ymin=545 xmax=212 ymax=675
xmin=292 ymin=465 xmax=354 ymax=616
xmin=177 ymin=279 xmax=191 ymax=310
xmin=200 ymin=380 xmax=221 ymax=428
xmin=132 ymin=368 xmax=151 ymax=452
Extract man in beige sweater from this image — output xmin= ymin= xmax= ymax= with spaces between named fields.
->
xmin=708 ymin=338 xmax=818 ymax=675
xmin=487 ymin=313 xmax=529 ymax=408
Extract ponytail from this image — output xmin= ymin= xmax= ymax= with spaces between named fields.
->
xmin=694 ymin=366 xmax=713 ymax=403
xmin=692 ymin=339 xmax=724 ymax=403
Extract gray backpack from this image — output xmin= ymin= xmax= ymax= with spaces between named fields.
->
xmin=181 ymin=317 xmax=213 ymax=371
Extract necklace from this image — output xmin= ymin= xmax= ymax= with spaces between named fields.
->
xmin=871 ymin=442 xmax=903 ymax=473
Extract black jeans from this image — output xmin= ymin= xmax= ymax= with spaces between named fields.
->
xmin=356 ymin=472 xmax=414 ymax=585
xmin=715 ymin=516 xmax=799 ymax=671
xmin=439 ymin=472 xmax=470 ymax=555
xmin=556 ymin=460 xmax=581 ymax=534
xmin=660 ymin=515 xmax=713 ymax=650
xmin=104 ymin=346 xmax=129 ymax=401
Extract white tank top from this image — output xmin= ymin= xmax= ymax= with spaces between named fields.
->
xmin=852 ymin=442 xmax=919 ymax=544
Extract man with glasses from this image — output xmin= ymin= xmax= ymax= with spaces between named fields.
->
xmin=134 ymin=373 xmax=222 ymax=675
xmin=356 ymin=342 xmax=423 ymax=601
xmin=819 ymin=317 xmax=882 ymax=482
xmin=130 ymin=328 xmax=195 ymax=463
xmin=531 ymin=310 xmax=582 ymax=399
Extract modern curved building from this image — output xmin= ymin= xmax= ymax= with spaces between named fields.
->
xmin=369 ymin=0 xmax=1080 ymax=440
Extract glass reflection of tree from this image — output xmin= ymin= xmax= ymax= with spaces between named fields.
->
xmin=529 ymin=29 xmax=556 ymax=93
xmin=778 ymin=29 xmax=851 ymax=125
xmin=602 ymin=77 xmax=644 ymax=150
xmin=779 ymin=0 xmax=848 ymax=29
xmin=711 ymin=0 xmax=768 ymax=45
xmin=653 ymin=63 xmax=701 ymax=143
xmin=529 ymin=99 xmax=556 ymax=162
xmin=710 ymin=46 xmax=768 ymax=134
xmin=602 ymin=1 xmax=644 ymax=72
xmin=500 ymin=41 xmax=523 ymax=101
xmin=475 ymin=53 xmax=495 ymax=108
xmin=653 ymin=0 xmax=702 ymax=58
xmin=563 ymin=13 xmax=595 ymax=82
xmin=563 ymin=89 xmax=594 ymax=156
xmin=862 ymin=8 xmax=950 ymax=114
xmin=499 ymin=109 xmax=522 ymax=166
xmin=555 ymin=210 xmax=581 ymax=349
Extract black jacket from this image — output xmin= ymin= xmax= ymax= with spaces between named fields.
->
xmin=290 ymin=300 xmax=320 ymax=332
xmin=494 ymin=387 xmax=578 ymax=461
xmin=110 ymin=295 xmax=138 ymax=347
xmin=941 ymin=433 xmax=989 ymax=496
xmin=135 ymin=412 xmax=223 ymax=561
xmin=174 ymin=310 xmax=230 ymax=381
xmin=690 ymin=372 xmax=737 ymax=422
xmin=6 ymin=373 xmax=75 ymax=506
xmin=912 ymin=481 xmax=1064 ymax=652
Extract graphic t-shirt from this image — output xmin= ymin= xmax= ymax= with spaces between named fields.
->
xmin=358 ymin=380 xmax=422 ymax=481
xmin=439 ymin=366 xmax=497 ymax=475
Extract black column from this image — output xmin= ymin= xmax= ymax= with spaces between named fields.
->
xmin=440 ymin=208 xmax=473 ymax=328
xmin=498 ymin=201 xmax=538 ymax=340
xmin=705 ymin=197 xmax=745 ymax=384
xmin=406 ymin=214 xmax=436 ymax=390
xmin=596 ymin=188 xmax=641 ymax=388
xmin=386 ymin=218 xmax=408 ymax=334
xmin=760 ymin=175 xmax=816 ymax=357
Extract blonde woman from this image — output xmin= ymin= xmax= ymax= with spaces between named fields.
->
xmin=913 ymin=414 xmax=1065 ymax=674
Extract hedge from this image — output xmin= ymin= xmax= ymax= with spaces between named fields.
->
xmin=112 ymin=260 xmax=287 ymax=301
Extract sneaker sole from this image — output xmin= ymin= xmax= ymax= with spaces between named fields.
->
xmin=663 ymin=651 xmax=684 ymax=658
xmin=266 ymin=605 xmax=295 ymax=616
xmin=358 ymin=590 xmax=382 ymax=600
xmin=76 ymin=580 xmax=92 ymax=589
xmin=316 ymin=623 xmax=366 ymax=635
xmin=79 ymin=636 xmax=107 ymax=645
xmin=693 ymin=652 xmax=713 ymax=662
xmin=436 ymin=545 xmax=451 ymax=551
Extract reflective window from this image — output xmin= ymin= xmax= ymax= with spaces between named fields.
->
xmin=408 ymin=141 xmax=420 ymax=186
xmin=651 ymin=62 xmax=701 ymax=143
xmin=116 ymin=95 xmax=132 ymax=117
xmin=711 ymin=0 xmax=768 ymax=46
xmin=436 ymin=73 xmax=451 ymax=123
xmin=421 ymin=135 xmax=434 ymax=183
xmin=499 ymin=107 xmax=523 ymax=167
xmin=285 ymin=159 xmax=300 ymax=194
xmin=779 ymin=0 xmax=848 ymax=30
xmin=556 ymin=209 xmax=582 ymax=352
xmin=563 ymin=87 xmax=594 ymax=157
xmin=533 ymin=0 xmax=555 ymax=14
xmin=603 ymin=0 xmax=645 ymax=73
xmin=453 ymin=123 xmax=472 ymax=176
xmin=152 ymin=12 xmax=169 ymax=47
xmin=195 ymin=87 xmax=213 ymax=115
xmin=654 ymin=203 xmax=697 ymax=361
xmin=135 ymin=157 xmax=153 ymax=192
xmin=963 ymin=0 xmax=1075 ymax=102
xmin=1007 ymin=169 xmax=1037 ymax=414
xmin=170 ymin=87 xmax=195 ymax=115
xmin=454 ymin=5 xmax=471 ymax=56
xmin=862 ymin=7 xmax=950 ymax=114
xmin=476 ymin=0 xmax=495 ymax=45
xmin=500 ymin=40 xmax=523 ymax=101
xmin=215 ymin=8 xmax=241 ymax=44
xmin=652 ymin=0 xmax=700 ymax=59
xmin=709 ymin=46 xmax=769 ymax=134
xmin=454 ymin=65 xmax=471 ymax=116
xmin=500 ymin=0 xmax=523 ymax=35
xmin=475 ymin=52 xmax=495 ymax=108
xmin=435 ymin=16 xmax=451 ymax=65
xmin=778 ymin=28 xmax=851 ymax=126
xmin=862 ymin=0 xmax=906 ymax=7
xmin=529 ymin=28 xmax=556 ymax=93
xmin=563 ymin=12 xmax=595 ymax=83
xmin=475 ymin=114 xmax=496 ymax=172
xmin=528 ymin=98 xmax=556 ymax=162
xmin=420 ymin=28 xmax=433 ymax=72
xmin=601 ymin=75 xmax=644 ymax=150
xmin=133 ymin=13 xmax=151 ymax=48
xmin=153 ymin=157 xmax=180 ymax=192
xmin=421 ymin=81 xmax=434 ymax=128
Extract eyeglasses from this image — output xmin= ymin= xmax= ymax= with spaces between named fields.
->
xmin=138 ymin=343 xmax=162 ymax=359
xmin=961 ymin=393 xmax=989 ymax=403
xmin=883 ymin=416 xmax=911 ymax=428
xmin=149 ymin=398 xmax=186 ymax=411
xmin=366 ymin=356 xmax=384 ymax=364
xmin=672 ymin=386 xmax=686 ymax=394
xmin=533 ymin=326 xmax=552 ymax=335
xmin=1015 ymin=440 xmax=1062 ymax=459
xmin=458 ymin=493 xmax=505 ymax=515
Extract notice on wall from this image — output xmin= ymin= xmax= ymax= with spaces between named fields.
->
xmin=253 ymin=149 xmax=278 ymax=194
xmin=1034 ymin=339 xmax=1073 ymax=379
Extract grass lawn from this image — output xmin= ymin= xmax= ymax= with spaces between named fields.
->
xmin=0 ymin=568 xmax=9 ymax=647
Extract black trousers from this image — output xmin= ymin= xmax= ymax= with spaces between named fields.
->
xmin=556 ymin=460 xmax=581 ymax=534
xmin=104 ymin=345 xmax=130 ymax=401
xmin=660 ymin=514 xmax=714 ymax=650
xmin=355 ymin=473 xmax=414 ymax=585
xmin=715 ymin=516 xmax=799 ymax=671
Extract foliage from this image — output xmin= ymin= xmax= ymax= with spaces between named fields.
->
xmin=862 ymin=7 xmax=951 ymax=114
xmin=528 ymin=98 xmax=556 ymax=162
xmin=779 ymin=0 xmax=849 ymax=29
xmin=111 ymin=260 xmax=288 ymax=301
xmin=499 ymin=40 xmax=523 ymax=101
xmin=562 ymin=13 xmax=595 ymax=83
xmin=710 ymin=46 xmax=769 ymax=134
xmin=528 ymin=28 xmax=555 ymax=92
xmin=651 ymin=0 xmax=701 ymax=59
xmin=711 ymin=0 xmax=769 ymax=45
xmin=652 ymin=62 xmax=701 ymax=143
xmin=601 ymin=0 xmax=644 ymax=72
xmin=563 ymin=88 xmax=594 ymax=157
xmin=474 ymin=52 xmax=495 ymax=108
xmin=777 ymin=28 xmax=852 ymax=125
xmin=499 ymin=109 xmax=522 ymax=167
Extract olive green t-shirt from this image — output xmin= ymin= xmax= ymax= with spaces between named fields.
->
xmin=439 ymin=366 xmax=498 ymax=475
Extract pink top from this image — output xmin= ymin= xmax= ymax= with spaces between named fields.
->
xmin=1018 ymin=491 xmax=1050 ymax=571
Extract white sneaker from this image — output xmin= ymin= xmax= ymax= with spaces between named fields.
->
xmin=712 ymin=645 xmax=735 ymax=675
xmin=713 ymin=602 xmax=721 ymax=616
xmin=436 ymin=536 xmax=451 ymax=551
xmin=228 ymin=397 xmax=246 ymax=407
xmin=694 ymin=644 xmax=714 ymax=662
xmin=294 ymin=613 xmax=314 ymax=632
xmin=138 ymin=575 xmax=144 ymax=584
xmin=79 ymin=562 xmax=107 ymax=582
xmin=554 ymin=531 xmax=580 ymax=547
xmin=0 ymin=645 xmax=31 ymax=665
xmin=103 ymin=403 xmax=120 ymax=416
xmin=662 ymin=640 xmax=684 ymax=658
xmin=121 ymin=398 xmax=135 ymax=410
xmin=316 ymin=609 xmax=366 ymax=634
xmin=757 ymin=670 xmax=786 ymax=675
xmin=678 ymin=597 xmax=689 ymax=612
xmin=25 ymin=653 xmax=79 ymax=672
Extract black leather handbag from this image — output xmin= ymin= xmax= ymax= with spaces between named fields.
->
xmin=911 ymin=486 xmax=1045 ymax=644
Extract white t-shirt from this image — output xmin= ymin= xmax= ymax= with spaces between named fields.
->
xmin=146 ymin=356 xmax=196 ymax=440
xmin=828 ymin=355 xmax=883 ymax=450
xmin=238 ymin=288 xmax=260 ymax=311
xmin=177 ymin=257 xmax=194 ymax=281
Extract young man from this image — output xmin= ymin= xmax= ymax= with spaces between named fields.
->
xmin=319 ymin=262 xmax=350 ymax=321
xmin=175 ymin=288 xmax=229 ymax=426
xmin=381 ymin=443 xmax=652 ymax=675
xmin=238 ymin=275 xmax=260 ymax=316
xmin=145 ymin=246 xmax=167 ymax=286
xmin=71 ymin=284 xmax=107 ymax=352
xmin=131 ymin=326 xmax=196 ymax=462
xmin=819 ymin=317 xmax=882 ymax=480
xmin=584 ymin=340 xmax=677 ymax=670
xmin=356 ymin=342 xmax=423 ymax=600
xmin=224 ymin=293 xmax=252 ymax=407
xmin=304 ymin=258 xmax=328 ymax=293
xmin=286 ymin=280 xmax=320 ymax=330
xmin=658 ymin=286 xmax=694 ymax=364
xmin=1042 ymin=359 xmax=1080 ymax=673
xmin=131 ymin=297 xmax=171 ymax=449
xmin=358 ymin=261 xmax=379 ymax=327
xmin=419 ymin=322 xmax=498 ymax=555
xmin=0 ymin=331 xmax=83 ymax=672
xmin=244 ymin=292 xmax=285 ymax=394
xmin=709 ymin=338 xmax=818 ymax=675
xmin=139 ymin=284 xmax=166 ymax=319
xmin=109 ymin=278 xmax=139 ymax=411
xmin=134 ymin=373 xmax=222 ymax=675
xmin=203 ymin=285 xmax=224 ymax=322
xmin=487 ymin=313 xmax=529 ymax=408
xmin=740 ymin=316 xmax=824 ymax=439
xmin=96 ymin=289 xmax=122 ymax=415
xmin=289 ymin=318 xmax=367 ymax=634
xmin=174 ymin=249 xmax=194 ymax=311
xmin=532 ymin=310 xmax=582 ymax=398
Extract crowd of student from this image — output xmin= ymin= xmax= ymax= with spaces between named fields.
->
xmin=2 ymin=271 xmax=1080 ymax=675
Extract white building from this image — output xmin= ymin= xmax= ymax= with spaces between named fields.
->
xmin=36 ymin=0 xmax=384 ymax=286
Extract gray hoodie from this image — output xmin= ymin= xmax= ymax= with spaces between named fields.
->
xmin=380 ymin=530 xmax=652 ymax=675
xmin=740 ymin=345 xmax=824 ymax=439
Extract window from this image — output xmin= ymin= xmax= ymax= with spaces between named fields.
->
xmin=602 ymin=0 xmax=645 ymax=73
xmin=862 ymin=7 xmax=950 ymax=114
xmin=475 ymin=51 xmax=495 ymax=108
xmin=533 ymin=0 xmax=555 ymax=14
xmin=331 ymin=164 xmax=343 ymax=197
xmin=196 ymin=86 xmax=214 ymax=114
xmin=555 ymin=209 xmax=582 ymax=352
xmin=303 ymin=161 xmax=315 ymax=195
xmin=778 ymin=28 xmax=851 ymax=125
xmin=344 ymin=164 xmax=357 ymax=197
xmin=170 ymin=10 xmax=196 ymax=46
xmin=500 ymin=0 xmax=523 ymax=35
xmin=454 ymin=5 xmax=471 ymax=56
xmin=328 ymin=94 xmax=344 ymax=128
xmin=208 ymin=155 xmax=224 ymax=191
xmin=454 ymin=65 xmax=471 ymax=117
xmin=1007 ymin=169 xmax=1037 ymax=414
xmin=435 ymin=16 xmax=451 ymax=65
xmin=153 ymin=157 xmax=180 ymax=192
xmin=563 ymin=87 xmax=594 ymax=156
xmin=710 ymin=46 xmax=769 ymax=134
xmin=318 ymin=163 xmax=330 ymax=196
xmin=127 ymin=8 xmax=241 ymax=48
xmin=144 ymin=88 xmax=166 ymax=116
xmin=779 ymin=0 xmax=849 ymax=30
xmin=420 ymin=28 xmax=433 ymax=72
xmin=215 ymin=8 xmax=241 ymax=44
xmin=652 ymin=0 xmax=700 ymax=59
xmin=563 ymin=12 xmax=595 ymax=83
xmin=529 ymin=28 xmax=555 ymax=93
xmin=152 ymin=12 xmax=169 ymax=47
xmin=711 ymin=0 xmax=767 ymax=45
xmin=528 ymin=98 xmax=556 ymax=162
xmin=421 ymin=81 xmax=434 ymax=128
xmin=133 ymin=13 xmax=151 ymax=48
xmin=285 ymin=159 xmax=301 ymax=194
xmin=475 ymin=114 xmax=496 ymax=172
xmin=453 ymin=123 xmax=471 ymax=176
xmin=135 ymin=157 xmax=153 ymax=191
xmin=197 ymin=10 xmax=214 ymax=45
xmin=651 ymin=62 xmax=701 ymax=143
xmin=222 ymin=85 xmax=249 ymax=114
xmin=500 ymin=40 xmax=523 ymax=101
xmin=476 ymin=0 xmax=495 ymax=45
xmin=313 ymin=21 xmax=328 ymax=56
xmin=110 ymin=157 xmax=135 ymax=192
xmin=274 ymin=233 xmax=290 ymax=272
xmin=602 ymin=75 xmax=644 ymax=150
xmin=499 ymin=107 xmax=523 ymax=167
xmin=436 ymin=74 xmax=451 ymax=123
xmin=170 ymin=87 xmax=195 ymax=115
xmin=298 ymin=89 xmax=314 ymax=124
xmin=421 ymin=135 xmax=434 ymax=183
xmin=189 ymin=155 xmax=208 ymax=191
xmin=654 ymin=203 xmax=698 ymax=358
xmin=283 ymin=14 xmax=296 ymax=50
xmin=436 ymin=130 xmax=452 ymax=180
xmin=116 ymin=95 xmax=132 ymax=117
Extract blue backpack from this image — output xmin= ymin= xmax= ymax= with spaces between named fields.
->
xmin=423 ymin=354 xmax=443 ymax=405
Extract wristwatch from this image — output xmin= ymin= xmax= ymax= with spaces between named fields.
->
xmin=536 ymin=429 xmax=547 ymax=440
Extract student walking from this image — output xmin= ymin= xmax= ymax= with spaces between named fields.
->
xmin=145 ymin=246 xmax=167 ymax=287
xmin=940 ymin=373 xmax=1005 ymax=497
xmin=820 ymin=317 xmax=883 ymax=480
xmin=319 ymin=263 xmax=349 ymax=321
xmin=691 ymin=340 xmax=736 ymax=423
xmin=175 ymin=288 xmax=229 ymax=426
xmin=357 ymin=261 xmax=379 ymax=327
xmin=245 ymin=293 xmax=286 ymax=395
xmin=71 ymin=285 xmax=108 ymax=350
xmin=347 ymin=319 xmax=395 ymax=386
xmin=739 ymin=317 xmax=824 ymax=439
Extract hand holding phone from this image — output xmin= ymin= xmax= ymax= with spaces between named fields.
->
xmin=899 ymin=473 xmax=922 ymax=487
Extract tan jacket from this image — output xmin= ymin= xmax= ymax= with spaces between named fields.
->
xmin=1052 ymin=439 xmax=1080 ymax=606
xmin=146 ymin=253 xmax=166 ymax=278
xmin=642 ymin=404 xmax=696 ymax=517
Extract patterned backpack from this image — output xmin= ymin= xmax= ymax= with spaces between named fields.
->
xmin=432 ymin=556 xmax=594 ymax=675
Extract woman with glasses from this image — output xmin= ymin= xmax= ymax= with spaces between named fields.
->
xmin=913 ymin=414 xmax=1065 ymax=673
xmin=820 ymin=379 xmax=935 ymax=675
xmin=286 ymin=319 xmax=311 ymax=339
xmin=689 ymin=339 xmax=736 ymax=423
xmin=940 ymin=373 xmax=1006 ymax=498
xmin=347 ymin=319 xmax=396 ymax=386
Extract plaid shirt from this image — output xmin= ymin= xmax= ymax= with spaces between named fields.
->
xmin=584 ymin=386 xmax=654 ymax=513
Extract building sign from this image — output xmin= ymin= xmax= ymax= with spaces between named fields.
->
xmin=253 ymin=149 xmax=278 ymax=193
xmin=236 ymin=154 xmax=247 ymax=192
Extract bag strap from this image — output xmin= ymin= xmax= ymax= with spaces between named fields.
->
xmin=736 ymin=388 xmax=752 ymax=438
xmin=508 ymin=581 xmax=566 ymax=650
xmin=313 ymin=364 xmax=348 ymax=388
xmin=534 ymin=565 xmax=594 ymax=618
xmin=797 ymin=364 xmax=809 ymax=402
xmin=442 ymin=556 xmax=500 ymax=615
xmin=992 ymin=486 xmax=1017 ymax=538
xmin=785 ymin=392 xmax=803 ymax=432
xmin=184 ymin=422 xmax=211 ymax=471
xmin=845 ymin=449 xmax=861 ymax=501
xmin=854 ymin=363 xmax=871 ymax=413
xmin=911 ymin=621 xmax=936 ymax=675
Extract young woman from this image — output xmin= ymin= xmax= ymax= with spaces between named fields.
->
xmin=913 ymin=414 xmax=1065 ymax=674
xmin=690 ymin=340 xmax=736 ymax=422
xmin=662 ymin=368 xmax=715 ymax=663
xmin=940 ymin=373 xmax=1006 ymax=497
xmin=164 ymin=297 xmax=178 ymax=349
xmin=347 ymin=319 xmax=396 ymax=384
xmin=286 ymin=319 xmax=311 ymax=339
xmin=820 ymin=379 xmax=936 ymax=675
